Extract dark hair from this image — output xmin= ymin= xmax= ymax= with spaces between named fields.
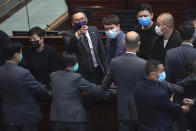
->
xmin=179 ymin=21 xmax=195 ymax=41
xmin=29 ymin=26 xmax=45 ymax=38
xmin=137 ymin=4 xmax=152 ymax=14
xmin=60 ymin=51 xmax=77 ymax=68
xmin=125 ymin=33 xmax=140 ymax=49
xmin=102 ymin=15 xmax=119 ymax=26
xmin=70 ymin=8 xmax=87 ymax=21
xmin=145 ymin=59 xmax=162 ymax=76
xmin=187 ymin=60 xmax=196 ymax=75
xmin=4 ymin=43 xmax=23 ymax=60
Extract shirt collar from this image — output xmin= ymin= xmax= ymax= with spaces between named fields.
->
xmin=126 ymin=52 xmax=136 ymax=55
xmin=182 ymin=43 xmax=193 ymax=47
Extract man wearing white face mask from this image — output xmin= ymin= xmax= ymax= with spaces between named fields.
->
xmin=102 ymin=15 xmax=126 ymax=65
xmin=150 ymin=13 xmax=181 ymax=63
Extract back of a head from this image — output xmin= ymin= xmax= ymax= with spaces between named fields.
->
xmin=125 ymin=31 xmax=140 ymax=49
xmin=29 ymin=26 xmax=45 ymax=38
xmin=158 ymin=13 xmax=174 ymax=28
xmin=187 ymin=60 xmax=196 ymax=75
xmin=145 ymin=59 xmax=162 ymax=76
xmin=61 ymin=51 xmax=77 ymax=68
xmin=137 ymin=3 xmax=152 ymax=14
xmin=4 ymin=43 xmax=23 ymax=60
xmin=179 ymin=21 xmax=195 ymax=41
xmin=102 ymin=15 xmax=120 ymax=26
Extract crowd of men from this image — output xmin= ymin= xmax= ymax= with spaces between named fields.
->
xmin=0 ymin=3 xmax=196 ymax=131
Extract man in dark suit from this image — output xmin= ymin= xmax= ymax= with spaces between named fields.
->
xmin=151 ymin=13 xmax=181 ymax=63
xmin=165 ymin=21 xmax=196 ymax=83
xmin=63 ymin=8 xmax=107 ymax=84
xmin=135 ymin=60 xmax=189 ymax=131
xmin=165 ymin=21 xmax=196 ymax=131
xmin=102 ymin=31 xmax=146 ymax=131
xmin=0 ymin=43 xmax=49 ymax=131
xmin=50 ymin=52 xmax=111 ymax=131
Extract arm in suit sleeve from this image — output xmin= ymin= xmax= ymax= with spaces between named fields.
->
xmin=24 ymin=70 xmax=49 ymax=99
xmin=63 ymin=31 xmax=78 ymax=52
xmin=193 ymin=98 xmax=196 ymax=104
xmin=76 ymin=76 xmax=111 ymax=99
xmin=101 ymin=68 xmax=114 ymax=89
xmin=158 ymin=92 xmax=182 ymax=117
xmin=96 ymin=29 xmax=108 ymax=72
xmin=165 ymin=53 xmax=173 ymax=82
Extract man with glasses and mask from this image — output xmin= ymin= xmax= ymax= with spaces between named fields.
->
xmin=150 ymin=13 xmax=181 ymax=63
xmin=64 ymin=8 xmax=107 ymax=84
xmin=102 ymin=15 xmax=126 ymax=65
xmin=22 ymin=26 xmax=57 ymax=87
xmin=135 ymin=60 xmax=189 ymax=131
xmin=134 ymin=4 xmax=158 ymax=60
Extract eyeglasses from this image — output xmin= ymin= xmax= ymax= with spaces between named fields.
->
xmin=73 ymin=17 xmax=86 ymax=23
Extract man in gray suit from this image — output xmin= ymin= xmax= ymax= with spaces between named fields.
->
xmin=50 ymin=52 xmax=111 ymax=131
xmin=0 ymin=43 xmax=49 ymax=131
xmin=102 ymin=31 xmax=146 ymax=131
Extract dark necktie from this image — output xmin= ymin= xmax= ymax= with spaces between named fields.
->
xmin=80 ymin=34 xmax=95 ymax=72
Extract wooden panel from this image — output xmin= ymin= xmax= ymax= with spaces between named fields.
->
xmin=56 ymin=0 xmax=196 ymax=31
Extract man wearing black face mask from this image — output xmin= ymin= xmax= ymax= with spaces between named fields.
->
xmin=21 ymin=26 xmax=58 ymax=87
xmin=63 ymin=8 xmax=107 ymax=84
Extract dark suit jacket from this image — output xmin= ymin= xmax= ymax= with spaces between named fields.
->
xmin=135 ymin=79 xmax=182 ymax=131
xmin=50 ymin=69 xmax=110 ymax=122
xmin=63 ymin=26 xmax=107 ymax=79
xmin=165 ymin=44 xmax=196 ymax=83
xmin=102 ymin=53 xmax=146 ymax=120
xmin=0 ymin=62 xmax=49 ymax=126
xmin=150 ymin=30 xmax=181 ymax=63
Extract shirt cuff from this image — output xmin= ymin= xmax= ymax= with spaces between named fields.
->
xmin=75 ymin=32 xmax=82 ymax=40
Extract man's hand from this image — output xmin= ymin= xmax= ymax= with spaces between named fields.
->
xmin=76 ymin=25 xmax=88 ymax=36
xmin=181 ymin=105 xmax=190 ymax=112
xmin=183 ymin=98 xmax=194 ymax=106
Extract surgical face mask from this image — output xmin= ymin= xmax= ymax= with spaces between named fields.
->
xmin=155 ymin=25 xmax=164 ymax=36
xmin=19 ymin=53 xmax=23 ymax=63
xmin=138 ymin=17 xmax=151 ymax=27
xmin=73 ymin=63 xmax=79 ymax=72
xmin=157 ymin=71 xmax=166 ymax=81
xmin=105 ymin=28 xmax=118 ymax=39
xmin=31 ymin=40 xmax=40 ymax=50
xmin=74 ymin=21 xmax=87 ymax=31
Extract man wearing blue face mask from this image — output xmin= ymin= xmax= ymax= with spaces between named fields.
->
xmin=135 ymin=60 xmax=189 ymax=131
xmin=102 ymin=15 xmax=126 ymax=65
xmin=50 ymin=51 xmax=112 ymax=131
xmin=133 ymin=4 xmax=158 ymax=60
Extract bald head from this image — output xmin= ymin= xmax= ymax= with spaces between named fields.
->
xmin=157 ymin=13 xmax=174 ymax=28
xmin=125 ymin=31 xmax=140 ymax=49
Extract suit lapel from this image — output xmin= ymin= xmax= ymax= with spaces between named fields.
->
xmin=88 ymin=28 xmax=98 ymax=52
